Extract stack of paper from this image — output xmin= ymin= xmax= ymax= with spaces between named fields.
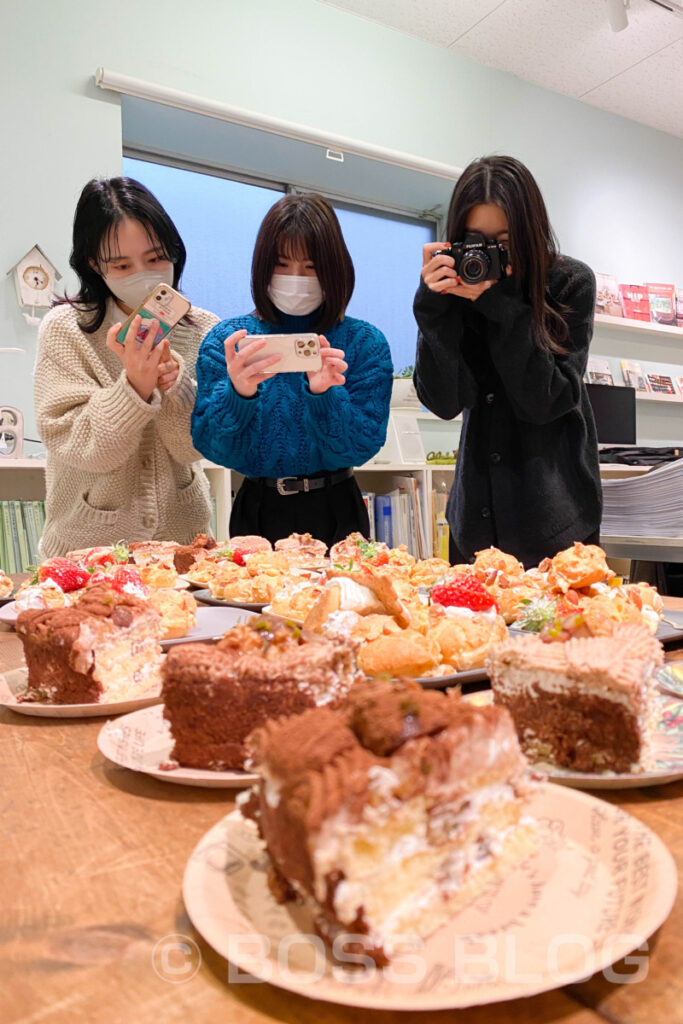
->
xmin=601 ymin=459 xmax=683 ymax=537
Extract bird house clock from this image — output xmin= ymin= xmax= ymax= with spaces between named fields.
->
xmin=8 ymin=245 xmax=61 ymax=317
xmin=0 ymin=407 xmax=23 ymax=459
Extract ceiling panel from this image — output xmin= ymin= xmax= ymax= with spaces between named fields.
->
xmin=318 ymin=0 xmax=683 ymax=139
xmin=316 ymin=0 xmax=505 ymax=47
xmin=581 ymin=36 xmax=683 ymax=138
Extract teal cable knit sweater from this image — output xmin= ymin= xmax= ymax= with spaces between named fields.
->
xmin=191 ymin=311 xmax=393 ymax=477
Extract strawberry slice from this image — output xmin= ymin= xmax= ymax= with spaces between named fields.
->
xmin=431 ymin=573 xmax=498 ymax=612
xmin=37 ymin=558 xmax=90 ymax=593
xmin=84 ymin=541 xmax=130 ymax=569
xmin=109 ymin=565 xmax=149 ymax=598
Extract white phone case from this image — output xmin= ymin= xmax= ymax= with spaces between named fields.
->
xmin=237 ymin=333 xmax=322 ymax=373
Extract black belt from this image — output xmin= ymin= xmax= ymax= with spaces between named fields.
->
xmin=257 ymin=468 xmax=353 ymax=496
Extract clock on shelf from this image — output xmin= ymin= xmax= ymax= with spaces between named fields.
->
xmin=0 ymin=407 xmax=24 ymax=460
xmin=7 ymin=244 xmax=61 ymax=313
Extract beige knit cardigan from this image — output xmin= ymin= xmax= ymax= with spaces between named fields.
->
xmin=35 ymin=299 xmax=220 ymax=558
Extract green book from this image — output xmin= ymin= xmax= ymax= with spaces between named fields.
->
xmin=11 ymin=501 xmax=30 ymax=570
xmin=0 ymin=502 xmax=7 ymax=572
xmin=4 ymin=501 xmax=19 ymax=573
xmin=22 ymin=501 xmax=40 ymax=566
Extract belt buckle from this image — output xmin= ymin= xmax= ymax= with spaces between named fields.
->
xmin=276 ymin=476 xmax=300 ymax=496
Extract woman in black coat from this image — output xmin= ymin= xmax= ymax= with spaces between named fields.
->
xmin=413 ymin=155 xmax=601 ymax=568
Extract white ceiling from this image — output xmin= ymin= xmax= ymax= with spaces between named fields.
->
xmin=317 ymin=0 xmax=683 ymax=140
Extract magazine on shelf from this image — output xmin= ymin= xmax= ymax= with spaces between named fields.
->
xmin=595 ymin=273 xmax=622 ymax=317
xmin=618 ymin=284 xmax=650 ymax=322
xmin=646 ymin=373 xmax=676 ymax=395
xmin=645 ymin=282 xmax=677 ymax=326
xmin=586 ymin=357 xmax=614 ymax=386
xmin=620 ymin=360 xmax=649 ymax=392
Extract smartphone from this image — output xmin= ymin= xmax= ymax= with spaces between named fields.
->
xmin=116 ymin=283 xmax=191 ymax=346
xmin=236 ymin=333 xmax=322 ymax=373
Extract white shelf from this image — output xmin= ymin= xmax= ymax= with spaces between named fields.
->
xmin=0 ymin=459 xmax=46 ymax=469
xmin=635 ymin=391 xmax=682 ymax=403
xmin=595 ymin=313 xmax=683 ymax=338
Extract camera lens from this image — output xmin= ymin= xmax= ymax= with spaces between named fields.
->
xmin=461 ymin=253 xmax=488 ymax=283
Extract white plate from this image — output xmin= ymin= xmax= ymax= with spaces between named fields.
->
xmin=0 ymin=601 xmax=18 ymax=624
xmin=0 ymin=601 xmax=254 ymax=644
xmin=160 ymin=605 xmax=256 ymax=648
xmin=97 ymin=704 xmax=258 ymax=788
xmin=192 ymin=588 xmax=267 ymax=612
xmin=0 ymin=667 xmax=162 ymax=718
xmin=182 ymin=792 xmax=676 ymax=1010
xmin=466 ymin=691 xmax=683 ymax=788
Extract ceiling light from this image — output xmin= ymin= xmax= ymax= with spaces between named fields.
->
xmin=605 ymin=0 xmax=629 ymax=30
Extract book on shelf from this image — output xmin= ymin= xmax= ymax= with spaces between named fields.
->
xmin=374 ymin=494 xmax=393 ymax=548
xmin=586 ymin=357 xmax=614 ymax=386
xmin=646 ymin=373 xmax=677 ymax=395
xmin=618 ymin=284 xmax=650 ymax=322
xmin=0 ymin=499 xmax=45 ymax=572
xmin=595 ymin=273 xmax=622 ymax=317
xmin=645 ymin=282 xmax=677 ymax=326
xmin=362 ymin=492 xmax=376 ymax=541
xmin=620 ymin=360 xmax=649 ymax=391
xmin=394 ymin=475 xmax=427 ymax=558
xmin=677 ymin=288 xmax=683 ymax=329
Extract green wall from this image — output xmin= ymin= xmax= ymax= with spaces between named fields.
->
xmin=3 ymin=0 xmax=683 ymax=442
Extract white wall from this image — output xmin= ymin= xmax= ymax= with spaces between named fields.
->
xmin=3 ymin=0 xmax=683 ymax=443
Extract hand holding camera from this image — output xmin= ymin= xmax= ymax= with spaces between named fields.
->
xmin=422 ymin=232 xmax=510 ymax=301
xmin=306 ymin=335 xmax=347 ymax=395
xmin=225 ymin=330 xmax=282 ymax=398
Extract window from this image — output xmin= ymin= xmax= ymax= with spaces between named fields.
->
xmin=123 ymin=156 xmax=435 ymax=372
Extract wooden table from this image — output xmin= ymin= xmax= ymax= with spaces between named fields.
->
xmin=2 ymin=598 xmax=683 ymax=1024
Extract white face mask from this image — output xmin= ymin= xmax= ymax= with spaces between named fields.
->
xmin=267 ymin=274 xmax=323 ymax=316
xmin=103 ymin=266 xmax=175 ymax=310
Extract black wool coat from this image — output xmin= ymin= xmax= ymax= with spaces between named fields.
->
xmin=413 ymin=255 xmax=602 ymax=568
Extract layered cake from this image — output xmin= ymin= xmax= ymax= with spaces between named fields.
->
xmin=161 ymin=618 xmax=363 ymax=770
xmin=173 ymin=533 xmax=218 ymax=574
xmin=242 ymin=678 xmax=537 ymax=963
xmin=486 ymin=622 xmax=663 ymax=773
xmin=16 ymin=584 xmax=163 ymax=703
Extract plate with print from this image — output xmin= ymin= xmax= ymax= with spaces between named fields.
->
xmin=181 ymin=789 xmax=676 ymax=1010
xmin=0 ymin=667 xmax=162 ymax=718
xmin=97 ymin=704 xmax=257 ymax=788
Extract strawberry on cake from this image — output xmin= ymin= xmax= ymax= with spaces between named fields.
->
xmin=427 ymin=574 xmax=507 ymax=672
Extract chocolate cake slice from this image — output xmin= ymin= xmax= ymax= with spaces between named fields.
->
xmin=173 ymin=533 xmax=218 ymax=574
xmin=241 ymin=678 xmax=537 ymax=963
xmin=16 ymin=584 xmax=163 ymax=704
xmin=161 ymin=618 xmax=363 ymax=770
xmin=486 ymin=622 xmax=663 ymax=773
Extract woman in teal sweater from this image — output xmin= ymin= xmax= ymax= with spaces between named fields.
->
xmin=192 ymin=194 xmax=393 ymax=547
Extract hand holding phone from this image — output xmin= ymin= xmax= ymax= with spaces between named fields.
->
xmin=236 ymin=333 xmax=322 ymax=373
xmin=115 ymin=283 xmax=191 ymax=347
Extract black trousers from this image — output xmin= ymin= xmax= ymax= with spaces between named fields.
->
xmin=229 ymin=472 xmax=370 ymax=550
xmin=448 ymin=528 xmax=601 ymax=568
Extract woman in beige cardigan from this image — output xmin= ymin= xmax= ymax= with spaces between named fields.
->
xmin=35 ymin=177 xmax=218 ymax=558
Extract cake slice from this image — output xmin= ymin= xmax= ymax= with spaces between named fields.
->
xmin=16 ymin=583 xmax=163 ymax=703
xmin=161 ymin=618 xmax=364 ymax=770
xmin=242 ymin=678 xmax=537 ymax=963
xmin=486 ymin=622 xmax=663 ymax=773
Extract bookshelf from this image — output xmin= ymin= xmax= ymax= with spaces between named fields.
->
xmin=594 ymin=313 xmax=683 ymax=338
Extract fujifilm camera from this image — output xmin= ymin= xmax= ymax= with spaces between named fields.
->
xmin=433 ymin=230 xmax=508 ymax=285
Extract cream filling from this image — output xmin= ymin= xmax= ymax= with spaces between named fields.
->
xmin=493 ymin=663 xmax=652 ymax=709
xmin=441 ymin=605 xmax=497 ymax=623
xmin=312 ymin=780 xmax=518 ymax=908
xmin=329 ymin=578 xmax=378 ymax=610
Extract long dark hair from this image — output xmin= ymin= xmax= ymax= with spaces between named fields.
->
xmin=251 ymin=194 xmax=354 ymax=332
xmin=58 ymin=177 xmax=187 ymax=333
xmin=446 ymin=155 xmax=568 ymax=353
